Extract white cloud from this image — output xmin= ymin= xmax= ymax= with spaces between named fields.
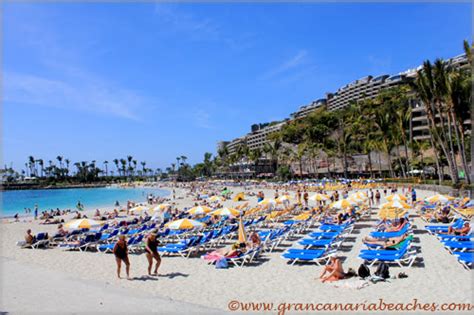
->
xmin=260 ymin=50 xmax=309 ymax=80
xmin=153 ymin=4 xmax=220 ymax=41
xmin=4 ymin=71 xmax=144 ymax=121
xmin=193 ymin=109 xmax=212 ymax=129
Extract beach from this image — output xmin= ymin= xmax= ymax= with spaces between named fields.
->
xmin=1 ymin=185 xmax=473 ymax=313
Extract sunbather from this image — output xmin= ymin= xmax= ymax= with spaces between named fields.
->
xmin=202 ymin=242 xmax=245 ymax=263
xmin=25 ymin=229 xmax=36 ymax=245
xmin=441 ymin=222 xmax=471 ymax=236
xmin=319 ymin=256 xmax=345 ymax=283
xmin=248 ymin=231 xmax=261 ymax=248
xmin=145 ymin=233 xmax=161 ymax=276
xmin=113 ymin=235 xmax=131 ymax=280
xmin=362 ymin=233 xmax=408 ymax=248
xmin=385 ymin=217 xmax=408 ymax=232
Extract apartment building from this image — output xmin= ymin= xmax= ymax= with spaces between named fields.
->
xmin=290 ymin=99 xmax=327 ymax=120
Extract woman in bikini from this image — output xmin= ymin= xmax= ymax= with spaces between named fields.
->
xmin=319 ymin=256 xmax=345 ymax=283
xmin=145 ymin=232 xmax=161 ymax=276
xmin=113 ymin=235 xmax=130 ymax=279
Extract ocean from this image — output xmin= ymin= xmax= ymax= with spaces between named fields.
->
xmin=0 ymin=186 xmax=169 ymax=217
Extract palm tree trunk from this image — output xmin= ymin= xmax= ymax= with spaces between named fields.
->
xmin=395 ymin=143 xmax=407 ymax=178
xmin=367 ymin=151 xmax=373 ymax=178
xmin=429 ymin=133 xmax=443 ymax=185
xmin=377 ymin=151 xmax=383 ymax=177
xmin=452 ymin=112 xmax=470 ymax=184
xmin=383 ymin=138 xmax=394 ymax=177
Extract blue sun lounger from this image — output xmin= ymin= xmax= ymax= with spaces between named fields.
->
xmin=359 ymin=244 xmax=417 ymax=267
xmin=370 ymin=224 xmax=409 ymax=239
xmin=425 ymin=218 xmax=464 ymax=234
xmin=442 ymin=240 xmax=474 ymax=252
xmin=282 ymin=248 xmax=336 ymax=265
xmin=453 ymin=252 xmax=474 ymax=269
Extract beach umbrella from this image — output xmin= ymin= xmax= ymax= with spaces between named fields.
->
xmin=380 ymin=200 xmax=411 ymax=209
xmin=309 ymin=193 xmax=330 ymax=202
xmin=276 ymin=195 xmax=292 ymax=203
xmin=386 ymin=194 xmax=408 ymax=201
xmin=258 ymin=198 xmax=277 ymax=206
xmin=378 ymin=208 xmax=407 ymax=219
xmin=152 ymin=204 xmax=171 ymax=212
xmin=208 ymin=196 xmax=221 ymax=203
xmin=330 ymin=199 xmax=356 ymax=210
xmin=425 ymin=194 xmax=455 ymax=204
xmin=211 ymin=207 xmax=240 ymax=217
xmin=238 ymin=216 xmax=247 ymax=243
xmin=129 ymin=205 xmax=150 ymax=213
xmin=64 ymin=219 xmax=102 ymax=230
xmin=165 ymin=218 xmax=206 ymax=230
xmin=294 ymin=212 xmax=312 ymax=221
xmin=233 ymin=192 xmax=245 ymax=202
xmin=351 ymin=192 xmax=367 ymax=200
xmin=187 ymin=206 xmax=212 ymax=215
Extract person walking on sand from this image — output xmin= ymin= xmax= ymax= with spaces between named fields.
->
xmin=34 ymin=204 xmax=38 ymax=220
xmin=113 ymin=235 xmax=131 ymax=280
xmin=145 ymin=232 xmax=161 ymax=276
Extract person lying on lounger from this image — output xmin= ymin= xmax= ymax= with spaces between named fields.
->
xmin=319 ymin=256 xmax=345 ymax=283
xmin=202 ymin=242 xmax=246 ymax=263
xmin=384 ymin=217 xmax=408 ymax=232
xmin=362 ymin=233 xmax=409 ymax=248
xmin=441 ymin=222 xmax=471 ymax=236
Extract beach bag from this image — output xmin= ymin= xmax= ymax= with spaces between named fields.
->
xmin=358 ymin=264 xmax=370 ymax=279
xmin=375 ymin=262 xmax=390 ymax=279
xmin=216 ymin=258 xmax=228 ymax=269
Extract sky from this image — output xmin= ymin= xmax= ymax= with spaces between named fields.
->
xmin=3 ymin=2 xmax=472 ymax=172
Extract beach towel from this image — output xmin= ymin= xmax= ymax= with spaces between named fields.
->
xmin=332 ymin=279 xmax=370 ymax=290
xmin=216 ymin=258 xmax=228 ymax=269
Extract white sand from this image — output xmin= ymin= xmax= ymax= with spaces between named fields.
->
xmin=1 ymin=185 xmax=473 ymax=313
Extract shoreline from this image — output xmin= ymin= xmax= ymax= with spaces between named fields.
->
xmin=1 ymin=186 xmax=171 ymax=219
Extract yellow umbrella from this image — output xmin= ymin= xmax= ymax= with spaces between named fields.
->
xmin=386 ymin=194 xmax=408 ymax=201
xmin=64 ymin=219 xmax=102 ymax=230
xmin=381 ymin=200 xmax=410 ymax=209
xmin=378 ymin=208 xmax=407 ymax=219
xmin=330 ymin=199 xmax=356 ymax=209
xmin=233 ymin=192 xmax=245 ymax=202
xmin=258 ymin=198 xmax=277 ymax=206
xmin=309 ymin=193 xmax=330 ymax=201
xmin=187 ymin=206 xmax=212 ymax=215
xmin=238 ymin=216 xmax=247 ymax=243
xmin=208 ymin=196 xmax=221 ymax=202
xmin=276 ymin=195 xmax=292 ymax=203
xmin=165 ymin=218 xmax=206 ymax=230
xmin=129 ymin=205 xmax=150 ymax=213
xmin=425 ymin=194 xmax=455 ymax=204
xmin=211 ymin=207 xmax=240 ymax=217
xmin=152 ymin=204 xmax=171 ymax=212
xmin=294 ymin=212 xmax=312 ymax=221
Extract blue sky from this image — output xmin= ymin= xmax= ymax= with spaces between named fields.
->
xmin=3 ymin=2 xmax=471 ymax=172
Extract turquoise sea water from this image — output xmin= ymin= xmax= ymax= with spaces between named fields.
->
xmin=0 ymin=187 xmax=169 ymax=217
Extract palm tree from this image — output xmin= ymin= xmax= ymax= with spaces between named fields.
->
xmin=28 ymin=156 xmax=36 ymax=177
xmin=65 ymin=159 xmax=70 ymax=177
xmin=416 ymin=60 xmax=459 ymax=184
xmin=113 ymin=159 xmax=120 ymax=176
xmin=176 ymin=157 xmax=181 ymax=171
xmin=103 ymin=160 xmax=109 ymax=176
xmin=56 ymin=156 xmax=63 ymax=169
xmin=126 ymin=156 xmax=133 ymax=176
xmin=140 ymin=161 xmax=146 ymax=176
xmin=37 ymin=159 xmax=44 ymax=178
